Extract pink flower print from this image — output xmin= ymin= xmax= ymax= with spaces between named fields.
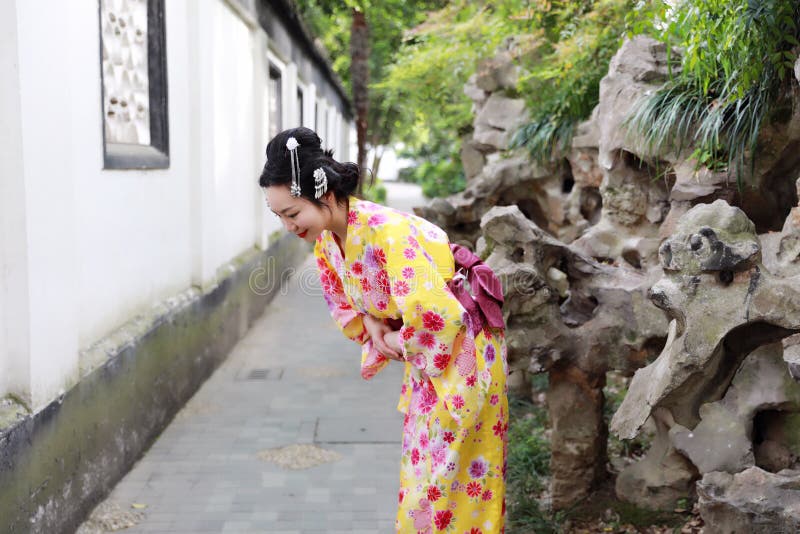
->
xmin=422 ymin=311 xmax=445 ymax=331
xmin=442 ymin=431 xmax=455 ymax=444
xmin=418 ymin=383 xmax=438 ymax=414
xmin=433 ymin=352 xmax=451 ymax=370
xmin=427 ymin=485 xmax=442 ymax=502
xmin=411 ymin=498 xmax=433 ymax=533
xmin=401 ymin=325 xmax=415 ymax=341
xmin=481 ymin=489 xmax=493 ymax=502
xmin=408 ymin=353 xmax=427 ymax=370
xmin=466 ymin=375 xmax=477 ymax=387
xmin=402 ymin=266 xmax=415 ymax=279
xmin=484 ymin=344 xmax=496 ymax=364
xmin=451 ymin=394 xmax=465 ymax=409
xmin=373 ymin=247 xmax=387 ymax=266
xmin=319 ymin=268 xmax=343 ymax=296
xmin=367 ymin=213 xmax=387 ymax=227
xmin=398 ymin=488 xmax=406 ymax=503
xmin=433 ymin=510 xmax=453 ymax=530
xmin=493 ymin=420 xmax=504 ymax=437
xmin=403 ymin=247 xmax=416 ymax=260
xmin=408 ymin=235 xmax=420 ymax=249
xmin=490 ymin=394 xmax=499 ymax=406
xmin=347 ymin=210 xmax=358 ymax=225
xmin=316 ymin=257 xmax=326 ymax=270
xmin=376 ymin=300 xmax=388 ymax=311
xmin=418 ymin=332 xmax=436 ymax=349
xmin=360 ymin=278 xmax=371 ymax=292
xmin=469 ymin=529 xmax=484 ymax=534
xmin=455 ymin=344 xmax=476 ymax=377
xmin=376 ymin=269 xmax=390 ymax=295
xmin=393 ymin=280 xmax=410 ymax=296
xmin=430 ymin=443 xmax=446 ymax=468
xmin=468 ymin=457 xmax=488 ymax=479
xmin=466 ymin=481 xmax=482 ymax=498
xmin=419 ymin=432 xmax=429 ymax=449
xmin=351 ymin=261 xmax=364 ymax=276
xmin=411 ymin=448 xmax=420 ymax=465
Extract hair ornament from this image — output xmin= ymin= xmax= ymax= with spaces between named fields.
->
xmin=313 ymin=167 xmax=328 ymax=199
xmin=286 ymin=137 xmax=301 ymax=197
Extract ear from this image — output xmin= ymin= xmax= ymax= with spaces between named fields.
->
xmin=321 ymin=190 xmax=336 ymax=205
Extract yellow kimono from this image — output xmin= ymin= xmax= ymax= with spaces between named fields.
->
xmin=313 ymin=196 xmax=508 ymax=533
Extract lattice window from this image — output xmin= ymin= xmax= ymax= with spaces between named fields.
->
xmin=99 ymin=0 xmax=168 ymax=169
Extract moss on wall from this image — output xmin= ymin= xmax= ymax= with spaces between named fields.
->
xmin=0 ymin=234 xmax=308 ymax=534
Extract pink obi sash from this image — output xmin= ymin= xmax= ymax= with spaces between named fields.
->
xmin=447 ymin=243 xmax=505 ymax=336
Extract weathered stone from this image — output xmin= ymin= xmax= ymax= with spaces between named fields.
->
xmin=611 ymin=201 xmax=800 ymax=441
xmin=597 ymin=36 xmax=674 ymax=162
xmin=475 ymin=51 xmax=519 ymax=92
xmin=669 ymin=343 xmax=800 ymax=475
xmin=616 ymin=413 xmax=698 ymax=510
xmin=697 ymin=467 xmax=800 ymax=533
xmin=460 ymin=136 xmax=486 ymax=181
xmin=464 ymin=74 xmax=488 ymax=106
xmin=548 ymin=365 xmax=608 ymax=509
xmin=481 ymin=205 xmax=669 ymax=508
xmin=472 ymin=94 xmax=529 ymax=152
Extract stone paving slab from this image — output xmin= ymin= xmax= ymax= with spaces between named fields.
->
xmin=77 ymin=255 xmax=406 ymax=534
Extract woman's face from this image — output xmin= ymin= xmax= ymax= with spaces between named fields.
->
xmin=265 ymin=185 xmax=331 ymax=243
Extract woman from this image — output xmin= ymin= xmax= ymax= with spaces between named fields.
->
xmin=259 ymin=127 xmax=508 ymax=533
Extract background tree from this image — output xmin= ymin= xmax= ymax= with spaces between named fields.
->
xmin=295 ymin=0 xmax=446 ymax=182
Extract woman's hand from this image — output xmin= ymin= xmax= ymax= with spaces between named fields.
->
xmin=383 ymin=330 xmax=403 ymax=355
xmin=362 ymin=315 xmax=404 ymax=361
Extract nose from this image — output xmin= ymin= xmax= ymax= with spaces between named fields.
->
xmin=280 ymin=217 xmax=297 ymax=232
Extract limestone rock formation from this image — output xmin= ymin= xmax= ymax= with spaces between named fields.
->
xmin=698 ymin=467 xmax=800 ymax=533
xmin=481 ymin=205 xmax=668 ymax=508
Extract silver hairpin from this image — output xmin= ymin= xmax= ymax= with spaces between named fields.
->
xmin=313 ymin=168 xmax=328 ymax=199
xmin=286 ymin=137 xmax=301 ymax=197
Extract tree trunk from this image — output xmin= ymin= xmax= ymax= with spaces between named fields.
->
xmin=350 ymin=8 xmax=369 ymax=194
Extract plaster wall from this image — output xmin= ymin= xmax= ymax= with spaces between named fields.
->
xmin=0 ymin=0 xmax=30 ymax=403
xmin=0 ymin=0 xmax=348 ymax=410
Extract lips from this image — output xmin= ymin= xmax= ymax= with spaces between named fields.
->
xmin=297 ymin=230 xmax=308 ymax=238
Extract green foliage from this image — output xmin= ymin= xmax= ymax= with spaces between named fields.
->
xmin=507 ymin=394 xmax=557 ymax=533
xmin=626 ymin=0 xmax=800 ymax=185
xmin=294 ymin=0 xmax=447 ymax=148
xmin=360 ymin=176 xmax=387 ymax=204
xmin=378 ymin=0 xmax=635 ymax=193
xmin=511 ymin=0 xmax=638 ymax=162
xmin=377 ymin=1 xmax=542 ymax=196
xmin=397 ymin=140 xmax=465 ymax=198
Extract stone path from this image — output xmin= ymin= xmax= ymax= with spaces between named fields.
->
xmin=77 ymin=184 xmax=426 ymax=534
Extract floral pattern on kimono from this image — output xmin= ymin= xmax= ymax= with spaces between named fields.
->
xmin=314 ymin=196 xmax=508 ymax=533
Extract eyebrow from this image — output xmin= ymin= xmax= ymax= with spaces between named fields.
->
xmin=270 ymin=205 xmax=296 ymax=215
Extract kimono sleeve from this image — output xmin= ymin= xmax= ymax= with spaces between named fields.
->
xmin=383 ymin=227 xmax=486 ymax=427
xmin=314 ymin=242 xmax=389 ymax=380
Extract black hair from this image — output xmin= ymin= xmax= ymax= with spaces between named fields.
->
xmin=258 ymin=127 xmax=364 ymax=207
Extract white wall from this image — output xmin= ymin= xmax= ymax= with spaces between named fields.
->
xmin=0 ymin=0 xmax=30 ymax=403
xmin=12 ymin=0 xmax=83 ymax=408
xmin=0 ymin=0 xmax=351 ymax=411
xmin=211 ymin=0 xmax=259 ymax=273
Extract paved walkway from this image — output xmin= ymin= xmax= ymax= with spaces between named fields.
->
xmin=77 ymin=184 xmax=425 ymax=534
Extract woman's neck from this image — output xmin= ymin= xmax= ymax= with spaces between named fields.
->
xmin=330 ymin=196 xmax=350 ymax=243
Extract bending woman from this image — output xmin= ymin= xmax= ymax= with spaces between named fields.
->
xmin=259 ymin=127 xmax=508 ymax=534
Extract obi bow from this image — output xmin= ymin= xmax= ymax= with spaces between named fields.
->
xmin=448 ymin=243 xmax=505 ymax=336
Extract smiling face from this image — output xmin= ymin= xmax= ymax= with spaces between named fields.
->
xmin=264 ymin=185 xmax=334 ymax=243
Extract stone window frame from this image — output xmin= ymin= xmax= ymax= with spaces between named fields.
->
xmin=99 ymin=0 xmax=169 ymax=170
